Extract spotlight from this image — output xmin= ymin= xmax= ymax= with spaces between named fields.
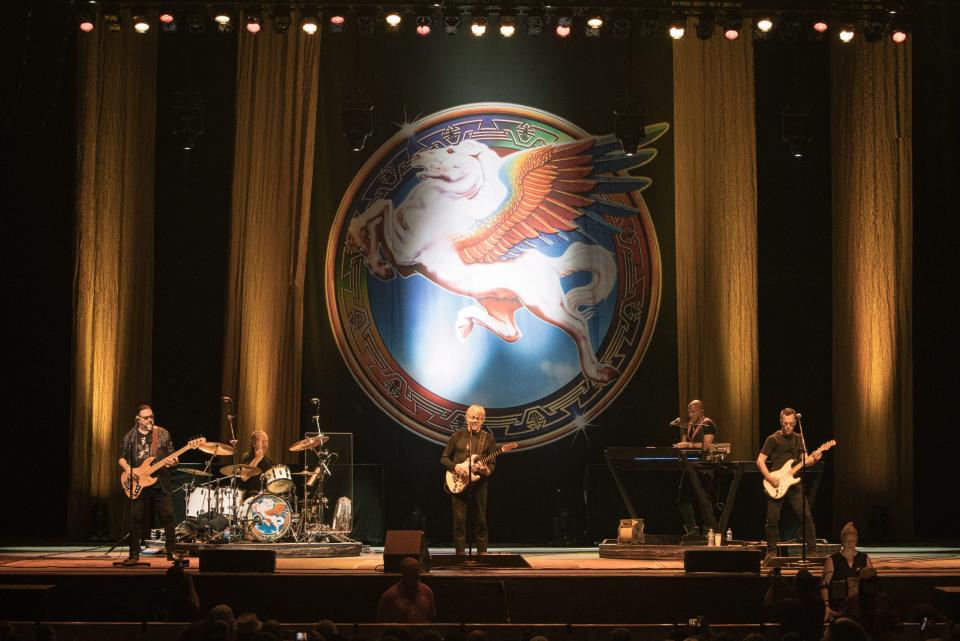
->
xmin=132 ymin=9 xmax=150 ymax=34
xmin=890 ymin=21 xmax=909 ymax=44
xmin=781 ymin=16 xmax=802 ymax=43
xmin=444 ymin=13 xmax=461 ymax=34
xmin=356 ymin=8 xmax=376 ymax=35
xmin=812 ymin=19 xmax=829 ymax=34
xmin=555 ymin=16 xmax=572 ymax=38
xmin=173 ymin=92 xmax=204 ymax=152
xmin=864 ymin=21 xmax=884 ymax=43
xmin=782 ymin=110 xmax=812 ymax=159
xmin=416 ymin=14 xmax=432 ymax=36
xmin=723 ymin=15 xmax=741 ymax=41
xmin=79 ymin=13 xmax=95 ymax=32
xmin=327 ymin=8 xmax=346 ymax=33
xmin=586 ymin=13 xmax=603 ymax=29
xmin=159 ymin=11 xmax=176 ymax=32
xmin=755 ymin=16 xmax=773 ymax=33
xmin=214 ymin=10 xmax=234 ymax=32
xmin=301 ymin=15 xmax=319 ymax=35
xmin=103 ymin=9 xmax=122 ymax=32
xmin=614 ymin=104 xmax=644 ymax=157
xmin=525 ymin=12 xmax=543 ymax=36
xmin=636 ymin=15 xmax=657 ymax=39
xmin=499 ymin=15 xmax=516 ymax=37
xmin=385 ymin=10 xmax=402 ymax=29
xmin=696 ymin=13 xmax=714 ymax=40
xmin=245 ymin=9 xmax=262 ymax=34
xmin=471 ymin=16 xmax=487 ymax=36
xmin=273 ymin=5 xmax=291 ymax=33
xmin=343 ymin=101 xmax=374 ymax=152
xmin=838 ymin=23 xmax=855 ymax=43
xmin=668 ymin=15 xmax=685 ymax=40
xmin=189 ymin=13 xmax=205 ymax=33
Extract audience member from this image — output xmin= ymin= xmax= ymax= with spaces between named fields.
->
xmin=821 ymin=522 xmax=873 ymax=616
xmin=609 ymin=628 xmax=630 ymax=641
xmin=764 ymin=569 xmax=825 ymax=641
xmin=237 ymin=613 xmax=264 ymax=641
xmin=837 ymin=568 xmax=900 ymax=641
xmin=316 ymin=619 xmax=339 ymax=641
xmin=825 ymin=617 xmax=870 ymax=641
xmin=152 ymin=563 xmax=201 ymax=622
xmin=376 ymin=558 xmax=436 ymax=623
xmin=33 ymin=625 xmax=56 ymax=641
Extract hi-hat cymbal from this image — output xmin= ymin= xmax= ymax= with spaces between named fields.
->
xmin=220 ymin=464 xmax=260 ymax=481
xmin=289 ymin=435 xmax=329 ymax=452
xmin=198 ymin=441 xmax=235 ymax=456
xmin=178 ymin=467 xmax=212 ymax=477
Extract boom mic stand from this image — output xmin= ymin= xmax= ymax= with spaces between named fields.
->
xmin=112 ymin=421 xmax=150 ymax=567
xmin=785 ymin=412 xmax=818 ymax=568
xmin=223 ymin=396 xmax=241 ymax=542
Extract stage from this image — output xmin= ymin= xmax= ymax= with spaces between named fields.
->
xmin=2 ymin=544 xmax=959 ymax=624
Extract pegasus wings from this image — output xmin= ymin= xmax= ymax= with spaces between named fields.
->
xmin=453 ymin=126 xmax=667 ymax=265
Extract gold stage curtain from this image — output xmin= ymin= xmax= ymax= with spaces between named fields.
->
xmin=831 ymin=40 xmax=913 ymax=539
xmin=672 ymin=28 xmax=760 ymax=460
xmin=69 ymin=14 xmax=158 ymax=537
xmin=221 ymin=18 xmax=320 ymax=463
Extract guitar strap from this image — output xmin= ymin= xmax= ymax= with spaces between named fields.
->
xmin=151 ymin=426 xmax=159 ymax=457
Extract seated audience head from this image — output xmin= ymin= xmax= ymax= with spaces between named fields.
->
xmin=827 ymin=618 xmax=869 ymax=641
xmin=609 ymin=628 xmax=631 ymax=641
xmin=316 ymin=619 xmax=339 ymax=641
xmin=399 ymin=557 xmax=422 ymax=589
xmin=794 ymin=569 xmax=820 ymax=597
xmin=210 ymin=604 xmax=236 ymax=626
xmin=237 ymin=613 xmax=263 ymax=639
xmin=840 ymin=522 xmax=859 ymax=549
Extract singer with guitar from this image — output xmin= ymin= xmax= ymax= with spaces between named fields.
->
xmin=440 ymin=404 xmax=502 ymax=556
xmin=118 ymin=404 xmax=180 ymax=565
xmin=757 ymin=407 xmax=826 ymax=561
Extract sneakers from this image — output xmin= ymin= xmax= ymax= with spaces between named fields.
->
xmin=121 ymin=555 xmax=141 ymax=567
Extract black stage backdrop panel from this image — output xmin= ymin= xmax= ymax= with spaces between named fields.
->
xmin=303 ymin=29 xmax=678 ymax=544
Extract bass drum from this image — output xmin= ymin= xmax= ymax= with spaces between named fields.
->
xmin=241 ymin=493 xmax=293 ymax=542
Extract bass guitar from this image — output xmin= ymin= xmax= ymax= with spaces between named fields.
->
xmin=444 ymin=442 xmax=518 ymax=494
xmin=763 ymin=439 xmax=837 ymax=499
xmin=121 ymin=436 xmax=206 ymax=499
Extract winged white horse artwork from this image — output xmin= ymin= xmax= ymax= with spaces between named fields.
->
xmin=346 ymin=129 xmax=664 ymax=384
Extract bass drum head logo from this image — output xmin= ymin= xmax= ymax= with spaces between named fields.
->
xmin=326 ymin=103 xmax=666 ymax=448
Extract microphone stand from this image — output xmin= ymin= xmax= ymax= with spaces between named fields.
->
xmin=786 ymin=413 xmax=817 ymax=568
xmin=111 ymin=422 xmax=150 ymax=566
xmin=224 ymin=399 xmax=240 ymax=542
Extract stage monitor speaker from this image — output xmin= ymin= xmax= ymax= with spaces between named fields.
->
xmin=683 ymin=548 xmax=763 ymax=574
xmin=199 ymin=548 xmax=276 ymax=573
xmin=383 ymin=529 xmax=430 ymax=573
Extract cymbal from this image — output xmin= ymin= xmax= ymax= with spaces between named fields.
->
xmin=178 ymin=467 xmax=211 ymax=477
xmin=291 ymin=469 xmax=323 ymax=476
xmin=289 ymin=435 xmax=329 ymax=452
xmin=220 ymin=464 xmax=260 ymax=481
xmin=198 ymin=441 xmax=235 ymax=456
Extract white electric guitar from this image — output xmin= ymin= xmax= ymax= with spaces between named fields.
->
xmin=763 ymin=439 xmax=836 ymax=499
xmin=444 ymin=442 xmax=518 ymax=494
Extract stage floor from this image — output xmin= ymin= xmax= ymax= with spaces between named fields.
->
xmin=2 ymin=544 xmax=959 ymax=575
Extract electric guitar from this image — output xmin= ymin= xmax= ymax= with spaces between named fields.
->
xmin=444 ymin=442 xmax=518 ymax=494
xmin=120 ymin=436 xmax=206 ymax=499
xmin=763 ymin=439 xmax=837 ymax=499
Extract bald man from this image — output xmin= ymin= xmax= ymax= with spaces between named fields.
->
xmin=672 ymin=400 xmax=717 ymax=536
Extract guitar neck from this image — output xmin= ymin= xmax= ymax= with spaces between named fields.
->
xmin=142 ymin=442 xmax=194 ymax=475
xmin=476 ymin=447 xmax=506 ymax=466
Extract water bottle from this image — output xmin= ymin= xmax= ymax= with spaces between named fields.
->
xmin=706 ymin=528 xmax=714 ymax=546
xmin=726 ymin=527 xmax=734 ymax=543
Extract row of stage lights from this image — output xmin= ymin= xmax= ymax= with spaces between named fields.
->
xmin=77 ymin=5 xmax=911 ymax=44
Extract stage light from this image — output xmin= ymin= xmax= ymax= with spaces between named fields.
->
xmin=696 ymin=13 xmax=714 ymax=40
xmin=356 ymin=8 xmax=376 ymax=35
xmin=188 ymin=13 xmax=205 ymax=33
xmin=343 ymin=101 xmax=374 ymax=152
xmin=159 ymin=11 xmax=176 ymax=32
xmin=555 ymin=16 xmax=572 ymax=38
xmin=79 ymin=13 xmax=95 ymax=32
xmin=614 ymin=105 xmax=644 ymax=157
xmin=812 ymin=19 xmax=829 ymax=33
xmin=471 ymin=16 xmax=487 ymax=36
xmin=385 ymin=10 xmax=402 ymax=29
xmin=668 ymin=15 xmax=685 ymax=40
xmin=526 ymin=12 xmax=543 ymax=36
xmin=782 ymin=110 xmax=812 ymax=159
xmin=416 ymin=14 xmax=431 ymax=36
xmin=891 ymin=21 xmax=909 ymax=44
xmin=326 ymin=8 xmax=346 ymax=33
xmin=103 ymin=9 xmax=122 ymax=32
xmin=635 ymin=15 xmax=657 ymax=39
xmin=723 ymin=17 xmax=741 ymax=41
xmin=586 ymin=13 xmax=603 ymax=29
xmin=132 ymin=9 xmax=150 ymax=34
xmin=755 ymin=16 xmax=773 ymax=33
xmin=838 ymin=24 xmax=855 ymax=43
xmin=272 ymin=5 xmax=290 ymax=33
xmin=214 ymin=10 xmax=234 ymax=33
xmin=781 ymin=16 xmax=802 ymax=43
xmin=499 ymin=15 xmax=516 ymax=37
xmin=444 ymin=13 xmax=461 ymax=34
xmin=301 ymin=15 xmax=319 ymax=35
xmin=864 ymin=21 xmax=883 ymax=43
xmin=245 ymin=9 xmax=262 ymax=34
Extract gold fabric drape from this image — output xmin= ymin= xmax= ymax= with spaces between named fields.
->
xmin=672 ymin=28 xmax=760 ymax=459
xmin=221 ymin=20 xmax=320 ymax=463
xmin=69 ymin=16 xmax=158 ymax=536
xmin=831 ymin=40 xmax=913 ymax=539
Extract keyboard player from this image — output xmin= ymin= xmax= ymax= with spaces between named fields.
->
xmin=671 ymin=400 xmax=717 ymax=537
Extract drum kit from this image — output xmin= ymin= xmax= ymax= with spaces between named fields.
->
xmin=175 ymin=433 xmax=353 ymax=544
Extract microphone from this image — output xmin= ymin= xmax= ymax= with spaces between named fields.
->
xmin=796 ymin=413 xmax=802 ymax=418
xmin=309 ymin=397 xmax=320 ymax=405
xmin=669 ymin=417 xmax=682 ymax=426
xmin=221 ymin=396 xmax=232 ymax=404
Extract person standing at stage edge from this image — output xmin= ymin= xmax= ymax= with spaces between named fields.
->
xmin=118 ymin=404 xmax=179 ymax=565
xmin=671 ymin=399 xmax=717 ymax=536
xmin=757 ymin=407 xmax=820 ymax=562
xmin=441 ymin=404 xmax=498 ymax=556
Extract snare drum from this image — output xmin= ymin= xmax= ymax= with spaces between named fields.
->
xmin=263 ymin=464 xmax=293 ymax=493
xmin=241 ymin=493 xmax=293 ymax=542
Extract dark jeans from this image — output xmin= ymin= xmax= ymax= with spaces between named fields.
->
xmin=677 ymin=468 xmax=715 ymax=534
xmin=129 ymin=484 xmax=176 ymax=558
xmin=765 ymin=483 xmax=816 ymax=553
xmin=451 ymin=481 xmax=488 ymax=554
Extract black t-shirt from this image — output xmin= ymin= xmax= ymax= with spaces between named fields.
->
xmin=120 ymin=426 xmax=176 ymax=490
xmin=239 ymin=452 xmax=274 ymax=494
xmin=684 ymin=417 xmax=717 ymax=443
xmin=440 ymin=429 xmax=498 ymax=476
xmin=760 ymin=431 xmax=804 ymax=470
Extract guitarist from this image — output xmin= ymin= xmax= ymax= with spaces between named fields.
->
xmin=440 ymin=404 xmax=497 ymax=556
xmin=117 ymin=404 xmax=179 ymax=565
xmin=757 ymin=407 xmax=820 ymax=561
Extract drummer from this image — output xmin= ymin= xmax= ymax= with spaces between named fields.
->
xmin=239 ymin=430 xmax=273 ymax=494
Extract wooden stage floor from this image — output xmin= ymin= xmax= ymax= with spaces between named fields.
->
xmin=2 ymin=545 xmax=959 ymax=623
